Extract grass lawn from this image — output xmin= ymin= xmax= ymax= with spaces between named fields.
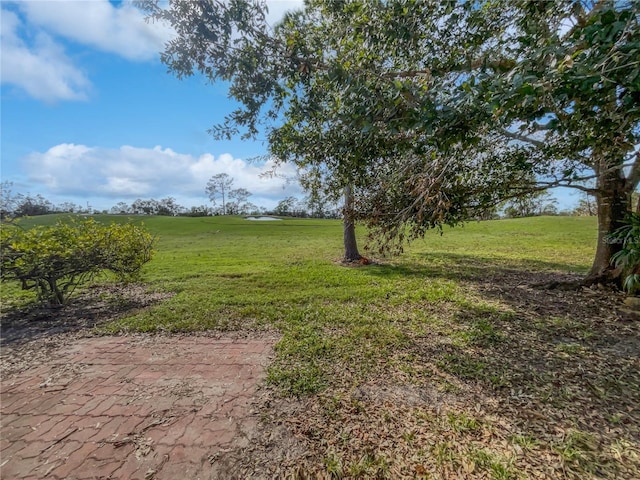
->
xmin=2 ymin=214 xmax=639 ymax=479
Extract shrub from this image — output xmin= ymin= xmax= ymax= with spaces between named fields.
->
xmin=1 ymin=218 xmax=155 ymax=305
xmin=607 ymin=213 xmax=640 ymax=294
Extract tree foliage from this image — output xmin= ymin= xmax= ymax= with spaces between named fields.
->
xmin=129 ymin=197 xmax=184 ymax=216
xmin=272 ymin=196 xmax=297 ymax=216
xmin=142 ymin=0 xmax=640 ymax=280
xmin=1 ymin=219 xmax=155 ymax=306
xmin=607 ymin=213 xmax=640 ymax=294
xmin=227 ymin=187 xmax=253 ymax=214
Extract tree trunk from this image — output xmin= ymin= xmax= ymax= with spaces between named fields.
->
xmin=343 ymin=185 xmax=361 ymax=262
xmin=585 ymin=165 xmax=630 ymax=286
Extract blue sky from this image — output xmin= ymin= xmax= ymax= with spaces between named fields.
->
xmin=1 ymin=0 xmax=304 ymax=210
xmin=1 ymin=0 xmax=583 ymax=211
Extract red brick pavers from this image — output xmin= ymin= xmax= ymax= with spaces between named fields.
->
xmin=1 ymin=335 xmax=276 ymax=479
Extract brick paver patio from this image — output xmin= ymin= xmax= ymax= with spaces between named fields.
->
xmin=0 ymin=335 xmax=276 ymax=479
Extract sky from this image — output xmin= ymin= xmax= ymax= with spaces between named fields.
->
xmin=1 ymin=0 xmax=583 ymax=212
xmin=1 ymin=0 xmax=305 ymax=211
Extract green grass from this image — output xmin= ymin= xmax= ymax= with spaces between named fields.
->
xmin=2 ymin=214 xmax=597 ymax=395
xmin=413 ymin=216 xmax=595 ymax=272
xmin=5 ymin=214 xmax=637 ymax=479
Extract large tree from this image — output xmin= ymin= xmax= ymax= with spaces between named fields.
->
xmin=206 ymin=173 xmax=234 ymax=215
xmin=142 ymin=0 xmax=640 ymax=280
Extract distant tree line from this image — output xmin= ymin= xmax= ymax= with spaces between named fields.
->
xmin=204 ymin=173 xmax=343 ymax=218
xmin=481 ymin=191 xmax=601 ymax=220
xmin=111 ymin=197 xmax=186 ymax=216
xmin=0 ymin=180 xmax=605 ymax=221
xmin=1 ymin=182 xmax=96 ymax=219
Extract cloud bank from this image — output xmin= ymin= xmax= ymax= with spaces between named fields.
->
xmin=24 ymin=144 xmax=301 ymax=208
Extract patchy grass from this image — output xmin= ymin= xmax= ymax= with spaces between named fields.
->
xmin=2 ymin=214 xmax=639 ymax=479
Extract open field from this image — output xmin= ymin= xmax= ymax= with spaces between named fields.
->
xmin=2 ymin=215 xmax=639 ymax=479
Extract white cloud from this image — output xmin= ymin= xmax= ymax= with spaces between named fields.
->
xmin=0 ymin=9 xmax=91 ymax=102
xmin=1 ymin=1 xmax=301 ymax=102
xmin=265 ymin=0 xmax=305 ymax=27
xmin=16 ymin=0 xmax=172 ymax=61
xmin=23 ymin=143 xmax=301 ymax=208
xmin=1 ymin=1 xmax=171 ymax=102
xmin=16 ymin=0 xmax=297 ymax=62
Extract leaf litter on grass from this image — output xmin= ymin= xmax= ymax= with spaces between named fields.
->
xmin=4 ymin=217 xmax=638 ymax=479
xmin=229 ymin=270 xmax=639 ymax=479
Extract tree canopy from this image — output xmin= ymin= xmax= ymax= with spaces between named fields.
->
xmin=142 ymin=0 xmax=640 ymax=281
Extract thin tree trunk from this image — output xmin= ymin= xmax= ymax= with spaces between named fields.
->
xmin=585 ymin=166 xmax=629 ymax=285
xmin=343 ymin=185 xmax=361 ymax=262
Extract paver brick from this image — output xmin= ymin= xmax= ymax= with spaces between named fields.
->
xmin=102 ymin=400 xmax=136 ymax=417
xmin=48 ymin=442 xmax=100 ymax=479
xmin=70 ymin=459 xmax=121 ymax=480
xmin=113 ymin=414 xmax=146 ymax=437
xmin=86 ymin=395 xmax=122 ymax=417
xmin=0 ymin=439 xmax=26 ymax=458
xmin=87 ymin=384 xmax=122 ymax=396
xmin=93 ymin=416 xmax=131 ymax=442
xmin=65 ymin=378 xmax=104 ymax=395
xmin=37 ymin=391 xmax=81 ymax=412
xmin=0 ymin=393 xmax=28 ymax=410
xmin=66 ymin=426 xmax=102 ymax=443
xmin=4 ymin=425 xmax=38 ymax=442
xmin=109 ymin=458 xmax=144 ymax=480
xmin=199 ymin=425 xmax=237 ymax=446
xmin=1 ymin=335 xmax=275 ymax=479
xmin=28 ymin=418 xmax=78 ymax=443
xmin=46 ymin=399 xmax=85 ymax=416
xmin=0 ymin=455 xmax=38 ymax=479
xmin=13 ymin=440 xmax=51 ymax=459
xmin=0 ymin=413 xmax=23 ymax=428
xmin=68 ymin=396 xmax=105 ymax=416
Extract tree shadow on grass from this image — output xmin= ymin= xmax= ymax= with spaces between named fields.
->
xmin=0 ymin=284 xmax=172 ymax=347
xmin=369 ymin=253 xmax=639 ymax=477
xmin=367 ymin=251 xmax=589 ymax=284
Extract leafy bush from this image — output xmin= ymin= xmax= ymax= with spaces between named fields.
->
xmin=607 ymin=213 xmax=640 ymax=294
xmin=1 ymin=218 xmax=155 ymax=305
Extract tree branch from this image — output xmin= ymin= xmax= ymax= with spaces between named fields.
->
xmin=380 ymin=70 xmax=432 ymax=79
xmin=535 ymin=180 xmax=598 ymax=194
xmin=625 ymin=150 xmax=640 ymax=191
xmin=498 ymin=128 xmax=546 ymax=148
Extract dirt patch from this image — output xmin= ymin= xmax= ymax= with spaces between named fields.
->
xmin=0 ymin=284 xmax=173 ymax=378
